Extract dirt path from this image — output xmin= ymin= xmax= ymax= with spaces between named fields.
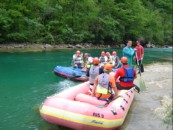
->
xmin=119 ymin=63 xmax=172 ymax=130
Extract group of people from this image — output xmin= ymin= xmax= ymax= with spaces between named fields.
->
xmin=72 ymin=40 xmax=144 ymax=101
xmin=72 ymin=50 xmax=122 ymax=70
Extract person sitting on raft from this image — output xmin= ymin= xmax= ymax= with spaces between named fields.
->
xmin=99 ymin=51 xmax=108 ymax=63
xmin=72 ymin=50 xmax=84 ymax=68
xmin=91 ymin=63 xmax=118 ymax=101
xmin=112 ymin=51 xmax=122 ymax=69
xmin=86 ymin=57 xmax=104 ymax=93
xmin=81 ymin=53 xmax=93 ymax=72
xmin=115 ymin=57 xmax=139 ymax=92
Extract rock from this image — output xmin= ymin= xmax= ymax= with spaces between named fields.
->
xmin=107 ymin=45 xmax=111 ymax=48
xmin=146 ymin=42 xmax=156 ymax=48
xmin=44 ymin=44 xmax=52 ymax=49
xmin=75 ymin=44 xmax=83 ymax=48
xmin=120 ymin=44 xmax=125 ymax=48
xmin=66 ymin=44 xmax=74 ymax=48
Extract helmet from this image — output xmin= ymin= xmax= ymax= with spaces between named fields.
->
xmin=76 ymin=50 xmax=80 ymax=55
xmin=101 ymin=51 xmax=105 ymax=56
xmin=112 ymin=51 xmax=116 ymax=55
xmin=93 ymin=58 xmax=99 ymax=65
xmin=104 ymin=63 xmax=112 ymax=71
xmin=121 ymin=57 xmax=128 ymax=64
xmin=106 ymin=52 xmax=110 ymax=56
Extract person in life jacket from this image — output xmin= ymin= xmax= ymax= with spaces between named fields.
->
xmin=105 ymin=52 xmax=113 ymax=64
xmin=91 ymin=63 xmax=118 ymax=101
xmin=72 ymin=50 xmax=84 ymax=68
xmin=86 ymin=57 xmax=104 ymax=92
xmin=115 ymin=57 xmax=137 ymax=90
xmin=99 ymin=51 xmax=108 ymax=68
xmin=99 ymin=51 xmax=108 ymax=64
xmin=82 ymin=53 xmax=93 ymax=71
xmin=111 ymin=51 xmax=121 ymax=69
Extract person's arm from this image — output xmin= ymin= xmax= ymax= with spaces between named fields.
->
xmin=91 ymin=76 xmax=98 ymax=97
xmin=134 ymin=69 xmax=137 ymax=79
xmin=123 ymin=47 xmax=134 ymax=56
xmin=110 ymin=76 xmax=118 ymax=98
xmin=86 ymin=68 xmax=90 ymax=77
xmin=141 ymin=46 xmax=144 ymax=60
xmin=115 ymin=56 xmax=119 ymax=68
xmin=114 ymin=69 xmax=120 ymax=81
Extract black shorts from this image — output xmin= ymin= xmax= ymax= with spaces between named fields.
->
xmin=116 ymin=82 xmax=133 ymax=90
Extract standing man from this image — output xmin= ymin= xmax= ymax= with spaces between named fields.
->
xmin=123 ymin=40 xmax=135 ymax=67
xmin=134 ymin=40 xmax=144 ymax=73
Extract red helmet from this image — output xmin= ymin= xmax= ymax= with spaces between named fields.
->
xmin=104 ymin=63 xmax=112 ymax=71
xmin=93 ymin=58 xmax=99 ymax=65
xmin=121 ymin=57 xmax=128 ymax=64
xmin=112 ymin=51 xmax=116 ymax=55
xmin=101 ymin=51 xmax=105 ymax=56
xmin=76 ymin=50 xmax=80 ymax=55
xmin=106 ymin=52 xmax=110 ymax=56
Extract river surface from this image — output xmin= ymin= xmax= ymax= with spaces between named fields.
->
xmin=0 ymin=48 xmax=172 ymax=130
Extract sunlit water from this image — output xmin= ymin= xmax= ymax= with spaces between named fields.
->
xmin=0 ymin=48 xmax=172 ymax=130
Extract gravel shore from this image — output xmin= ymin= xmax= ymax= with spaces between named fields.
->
xmin=120 ymin=63 xmax=172 ymax=130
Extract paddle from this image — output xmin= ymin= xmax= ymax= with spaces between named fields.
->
xmin=98 ymin=85 xmax=140 ymax=108
xmin=135 ymin=53 xmax=146 ymax=91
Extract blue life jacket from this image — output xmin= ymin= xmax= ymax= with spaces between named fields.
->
xmin=120 ymin=67 xmax=134 ymax=82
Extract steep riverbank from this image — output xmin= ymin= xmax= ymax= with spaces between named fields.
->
xmin=120 ymin=63 xmax=172 ymax=130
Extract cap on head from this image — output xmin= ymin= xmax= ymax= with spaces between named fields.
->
xmin=112 ymin=51 xmax=116 ymax=55
xmin=93 ymin=58 xmax=99 ymax=65
xmin=121 ymin=57 xmax=128 ymax=64
xmin=104 ymin=63 xmax=112 ymax=72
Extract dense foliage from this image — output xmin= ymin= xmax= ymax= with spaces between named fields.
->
xmin=0 ymin=0 xmax=172 ymax=45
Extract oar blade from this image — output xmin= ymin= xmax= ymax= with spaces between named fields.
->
xmin=139 ymin=77 xmax=146 ymax=91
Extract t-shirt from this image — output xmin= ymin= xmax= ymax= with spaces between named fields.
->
xmin=135 ymin=45 xmax=144 ymax=60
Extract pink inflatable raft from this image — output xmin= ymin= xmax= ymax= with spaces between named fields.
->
xmin=40 ymin=81 xmax=136 ymax=130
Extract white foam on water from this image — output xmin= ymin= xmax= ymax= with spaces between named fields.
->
xmin=54 ymin=80 xmax=78 ymax=91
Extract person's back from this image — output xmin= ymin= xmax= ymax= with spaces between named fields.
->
xmin=115 ymin=57 xmax=137 ymax=90
xmin=87 ymin=58 xmax=103 ymax=91
xmin=91 ymin=63 xmax=118 ymax=101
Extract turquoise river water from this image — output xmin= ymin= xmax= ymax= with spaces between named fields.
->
xmin=0 ymin=48 xmax=172 ymax=130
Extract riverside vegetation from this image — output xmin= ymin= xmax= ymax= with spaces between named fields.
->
xmin=0 ymin=0 xmax=172 ymax=46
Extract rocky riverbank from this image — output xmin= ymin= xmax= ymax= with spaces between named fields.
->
xmin=120 ymin=63 xmax=172 ymax=130
xmin=0 ymin=43 xmax=172 ymax=52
